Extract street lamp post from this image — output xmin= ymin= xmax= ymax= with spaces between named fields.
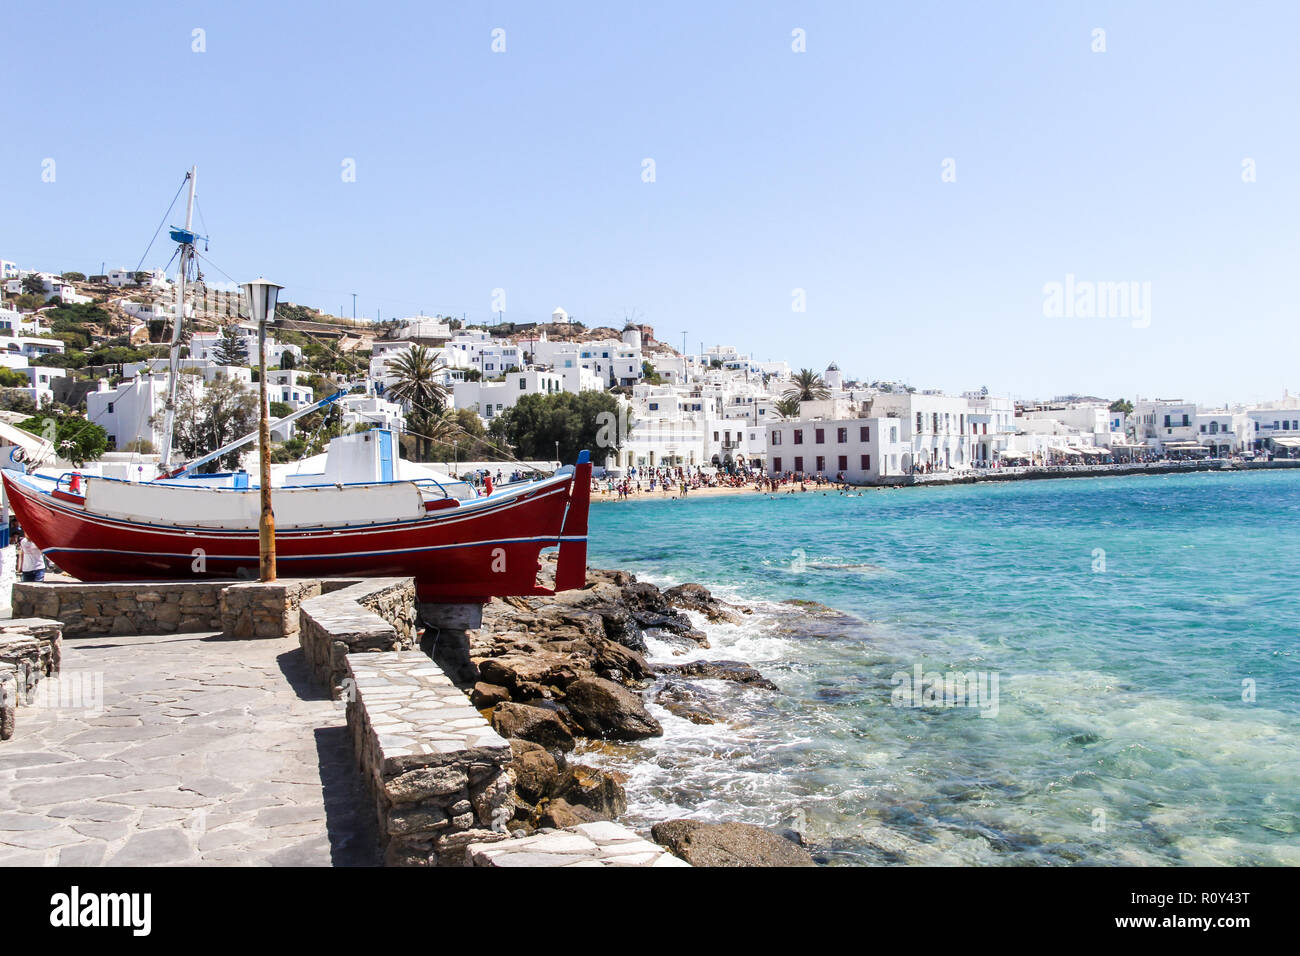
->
xmin=243 ymin=277 xmax=283 ymax=583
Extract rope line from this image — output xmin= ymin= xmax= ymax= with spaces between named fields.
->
xmin=133 ymin=174 xmax=190 ymax=275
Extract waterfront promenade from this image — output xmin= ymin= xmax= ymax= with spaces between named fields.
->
xmin=0 ymin=630 xmax=375 ymax=866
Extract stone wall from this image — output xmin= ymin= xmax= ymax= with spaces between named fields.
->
xmin=299 ymin=578 xmax=418 ymax=697
xmin=0 ymin=617 xmax=63 ymax=741
xmin=220 ymin=580 xmax=322 ymax=641
xmin=346 ymin=651 xmax=512 ymax=865
xmin=11 ymin=582 xmax=228 ymax=638
xmin=355 ymin=579 xmax=419 ymax=647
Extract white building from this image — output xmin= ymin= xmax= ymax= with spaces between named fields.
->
xmin=337 ymin=393 xmax=405 ymax=434
xmin=453 ymin=368 xmax=565 ymax=421
xmin=1244 ymin=406 xmax=1300 ymax=455
xmin=766 ymin=417 xmax=907 ymax=483
xmin=86 ymin=373 xmax=171 ymax=451
xmin=1133 ymin=398 xmax=1200 ymax=454
xmin=397 ymin=319 xmax=452 ymax=344
xmin=267 ymin=369 xmax=316 ymax=409
xmin=1195 ymin=410 xmax=1248 ymax=455
xmin=964 ymin=391 xmax=1017 ymax=465
xmin=3 ymin=272 xmax=90 ymax=305
xmin=870 ymin=390 xmax=978 ymax=473
xmin=107 ymin=268 xmax=170 ymax=290
xmin=19 ymin=367 xmax=67 ymax=409
xmin=6 ymin=336 xmax=65 ymax=361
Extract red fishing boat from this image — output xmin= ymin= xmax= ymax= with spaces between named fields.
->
xmin=2 ymin=435 xmax=591 ymax=603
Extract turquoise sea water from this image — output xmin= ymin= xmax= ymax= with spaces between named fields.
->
xmin=581 ymin=470 xmax=1300 ymax=865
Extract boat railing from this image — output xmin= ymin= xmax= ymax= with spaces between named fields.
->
xmin=51 ymin=472 xmax=85 ymax=494
xmin=410 ymin=477 xmax=455 ymax=500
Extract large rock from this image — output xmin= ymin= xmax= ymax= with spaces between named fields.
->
xmin=589 ymin=638 xmax=651 ymax=682
xmin=651 ymin=820 xmax=816 ymax=867
xmin=537 ymin=798 xmax=604 ymax=829
xmin=631 ymin=610 xmax=709 ymax=645
xmin=591 ymin=604 xmax=647 ymax=652
xmin=554 ymin=765 xmax=628 ymax=818
xmin=470 ymin=682 xmax=511 ymax=708
xmin=656 ymin=660 xmax=778 ymax=690
xmin=491 ymin=702 xmax=576 ymax=752
xmin=562 ymin=677 xmax=662 ymax=741
xmin=664 ymin=583 xmax=745 ymax=623
xmin=655 ymin=682 xmax=721 ymax=725
xmin=506 ymin=739 xmax=563 ymax=804
xmin=478 ymin=655 xmax=579 ymax=696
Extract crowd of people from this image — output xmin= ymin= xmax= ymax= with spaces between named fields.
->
xmin=593 ymin=464 xmax=859 ymax=500
xmin=590 ymin=450 xmax=1284 ymax=501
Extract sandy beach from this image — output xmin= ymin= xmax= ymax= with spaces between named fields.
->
xmin=591 ymin=482 xmax=836 ymax=503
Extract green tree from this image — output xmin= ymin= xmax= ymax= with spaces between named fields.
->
xmin=0 ymin=368 xmax=28 ymax=388
xmin=0 ymin=390 xmax=37 ymax=415
xmin=20 ymin=275 xmax=46 ymax=296
xmin=213 ymin=324 xmax=249 ymax=366
xmin=51 ymin=329 xmax=92 ymax=351
xmin=488 ymin=390 xmax=626 ymax=464
xmin=164 ymin=377 xmax=259 ymax=472
xmin=641 ymin=361 xmax=664 ymax=385
xmin=44 ymin=302 xmax=110 ymax=326
xmin=774 ymin=396 xmax=803 ymax=420
xmin=1109 ymin=398 xmax=1134 ymax=415
xmin=18 ymin=414 xmax=108 ymax=465
xmin=784 ymin=368 xmax=830 ymax=402
xmin=384 ymin=345 xmax=449 ymax=460
xmin=34 ymin=351 xmax=90 ymax=369
xmin=438 ymin=407 xmax=498 ymax=461
xmin=60 ymin=272 xmax=86 ymax=282
xmin=14 ymin=293 xmax=46 ymax=312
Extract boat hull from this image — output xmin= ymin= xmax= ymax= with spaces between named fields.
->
xmin=3 ymin=464 xmax=591 ymax=604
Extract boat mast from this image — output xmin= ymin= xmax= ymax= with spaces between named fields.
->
xmin=159 ymin=165 xmax=198 ymax=470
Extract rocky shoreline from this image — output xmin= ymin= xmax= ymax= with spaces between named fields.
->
xmin=452 ymin=556 xmax=816 ymax=865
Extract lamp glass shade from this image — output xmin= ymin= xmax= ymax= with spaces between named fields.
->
xmin=242 ymin=278 xmax=284 ymax=326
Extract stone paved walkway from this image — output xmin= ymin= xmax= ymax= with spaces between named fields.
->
xmin=0 ymin=632 xmax=376 ymax=866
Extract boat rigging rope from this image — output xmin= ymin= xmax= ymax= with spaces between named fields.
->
xmin=133 ymin=174 xmax=190 ymax=275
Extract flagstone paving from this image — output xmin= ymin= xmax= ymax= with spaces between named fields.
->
xmin=0 ymin=631 xmax=377 ymax=866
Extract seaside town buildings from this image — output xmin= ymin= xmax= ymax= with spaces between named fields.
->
xmin=1 ymin=262 xmax=1297 ymax=476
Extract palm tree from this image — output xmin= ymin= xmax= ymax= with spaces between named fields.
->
xmin=774 ymin=396 xmax=803 ymax=420
xmin=384 ymin=345 xmax=449 ymax=459
xmin=784 ymin=368 xmax=830 ymax=402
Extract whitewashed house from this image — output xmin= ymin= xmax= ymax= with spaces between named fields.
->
xmin=766 ymin=417 xmax=907 ymax=483
xmin=87 ymin=373 xmax=172 ymax=451
xmin=453 ymin=369 xmax=564 ymax=422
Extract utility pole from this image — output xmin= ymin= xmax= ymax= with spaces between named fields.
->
xmin=352 ymin=293 xmax=357 ymax=320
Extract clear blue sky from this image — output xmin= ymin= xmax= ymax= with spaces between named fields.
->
xmin=5 ymin=0 xmax=1298 ymax=405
